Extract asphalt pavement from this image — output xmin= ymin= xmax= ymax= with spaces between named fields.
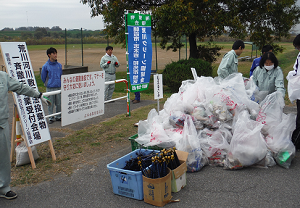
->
xmin=1 ymin=93 xmax=300 ymax=208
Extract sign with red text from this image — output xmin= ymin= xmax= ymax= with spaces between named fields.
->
xmin=61 ymin=71 xmax=105 ymax=126
xmin=0 ymin=42 xmax=51 ymax=147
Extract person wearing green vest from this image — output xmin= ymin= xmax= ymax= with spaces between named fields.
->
xmin=251 ymin=52 xmax=285 ymax=98
xmin=217 ymin=40 xmax=245 ymax=79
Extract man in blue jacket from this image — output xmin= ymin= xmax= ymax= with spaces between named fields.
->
xmin=41 ymin=47 xmax=62 ymax=124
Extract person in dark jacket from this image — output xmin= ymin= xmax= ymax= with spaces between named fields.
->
xmin=250 ymin=45 xmax=273 ymax=77
xmin=291 ymin=34 xmax=300 ymax=150
xmin=41 ymin=47 xmax=62 ymax=124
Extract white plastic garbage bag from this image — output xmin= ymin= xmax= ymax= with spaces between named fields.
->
xmin=136 ymin=109 xmax=177 ymax=148
xmin=286 ymin=70 xmax=300 ymax=102
xmin=199 ymin=128 xmax=230 ymax=166
xmin=176 ymin=115 xmax=208 ymax=172
xmin=16 ymin=141 xmax=39 ymax=166
xmin=265 ymin=113 xmax=296 ymax=169
xmin=226 ymin=110 xmax=267 ymax=168
xmin=256 ymin=91 xmax=285 ymax=135
xmin=245 ymin=79 xmax=269 ymax=103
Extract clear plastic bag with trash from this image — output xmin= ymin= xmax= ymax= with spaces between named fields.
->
xmin=224 ymin=110 xmax=267 ymax=169
xmin=176 ymin=115 xmax=208 ymax=172
xmin=265 ymin=113 xmax=296 ymax=169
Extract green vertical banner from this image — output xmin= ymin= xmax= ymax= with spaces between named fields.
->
xmin=127 ymin=13 xmax=152 ymax=92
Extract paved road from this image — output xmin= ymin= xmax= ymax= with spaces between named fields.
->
xmin=1 ymin=94 xmax=300 ymax=207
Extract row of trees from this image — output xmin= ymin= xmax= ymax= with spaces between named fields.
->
xmin=1 ymin=26 xmax=63 ymax=32
xmin=81 ymin=0 xmax=300 ymax=60
xmin=1 ymin=27 xmax=107 ymax=40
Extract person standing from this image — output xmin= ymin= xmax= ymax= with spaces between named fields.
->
xmin=132 ymin=92 xmax=140 ymax=104
xmin=217 ymin=40 xmax=245 ymax=79
xmin=0 ymin=71 xmax=50 ymax=200
xmin=251 ymin=52 xmax=285 ymax=98
xmin=250 ymin=45 xmax=273 ymax=77
xmin=41 ymin=47 xmax=62 ymax=124
xmin=291 ymin=34 xmax=300 ymax=150
xmin=100 ymin=46 xmax=120 ymax=101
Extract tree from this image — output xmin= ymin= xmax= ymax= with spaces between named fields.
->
xmin=1 ymin=27 xmax=14 ymax=31
xmin=224 ymin=0 xmax=300 ymax=52
xmin=34 ymin=27 xmax=48 ymax=39
xmin=21 ymin=31 xmax=33 ymax=39
xmin=152 ymin=0 xmax=229 ymax=59
xmin=51 ymin=26 xmax=62 ymax=31
xmin=81 ymin=0 xmax=300 ymax=59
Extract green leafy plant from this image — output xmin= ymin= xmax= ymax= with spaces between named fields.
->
xmin=162 ymin=58 xmax=212 ymax=93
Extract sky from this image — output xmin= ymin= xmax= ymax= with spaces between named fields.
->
xmin=0 ymin=0 xmax=105 ymax=30
xmin=1 ymin=0 xmax=300 ymax=32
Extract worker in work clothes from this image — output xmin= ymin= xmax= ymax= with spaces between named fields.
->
xmin=0 ymin=71 xmax=50 ymax=200
xmin=251 ymin=52 xmax=285 ymax=98
xmin=100 ymin=46 xmax=120 ymax=101
xmin=217 ymin=40 xmax=245 ymax=79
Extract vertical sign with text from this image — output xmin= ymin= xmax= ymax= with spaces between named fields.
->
xmin=0 ymin=42 xmax=51 ymax=146
xmin=154 ymin=74 xmax=163 ymax=99
xmin=61 ymin=71 xmax=105 ymax=126
xmin=127 ymin=13 xmax=152 ymax=92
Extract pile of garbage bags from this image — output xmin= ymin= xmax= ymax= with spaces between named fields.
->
xmin=136 ymin=73 xmax=296 ymax=171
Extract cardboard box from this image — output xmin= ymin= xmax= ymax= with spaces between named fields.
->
xmin=171 ymin=150 xmax=189 ymax=192
xmin=143 ymin=168 xmax=172 ymax=207
xmin=107 ymin=149 xmax=159 ymax=200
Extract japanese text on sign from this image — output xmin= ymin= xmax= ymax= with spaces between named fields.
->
xmin=0 ymin=42 xmax=51 ymax=146
xmin=61 ymin=71 xmax=105 ymax=126
xmin=127 ymin=13 xmax=152 ymax=92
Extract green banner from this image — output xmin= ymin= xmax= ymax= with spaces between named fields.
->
xmin=127 ymin=13 xmax=151 ymax=27
xmin=131 ymin=83 xmax=149 ymax=92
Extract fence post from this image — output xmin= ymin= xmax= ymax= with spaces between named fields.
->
xmin=65 ymin=28 xmax=67 ymax=67
xmin=81 ymin=28 xmax=83 ymax=66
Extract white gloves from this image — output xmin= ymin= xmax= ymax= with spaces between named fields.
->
xmin=40 ymin=94 xmax=51 ymax=106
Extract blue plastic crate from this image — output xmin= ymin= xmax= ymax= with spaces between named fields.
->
xmin=107 ymin=149 xmax=159 ymax=200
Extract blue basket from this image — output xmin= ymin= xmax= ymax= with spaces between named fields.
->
xmin=107 ymin=149 xmax=159 ymax=200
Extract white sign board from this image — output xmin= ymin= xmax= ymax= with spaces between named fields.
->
xmin=0 ymin=42 xmax=51 ymax=146
xmin=154 ymin=74 xmax=163 ymax=99
xmin=61 ymin=71 xmax=105 ymax=126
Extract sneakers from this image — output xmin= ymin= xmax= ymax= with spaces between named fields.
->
xmin=0 ymin=191 xmax=18 ymax=200
xmin=132 ymin=100 xmax=140 ymax=104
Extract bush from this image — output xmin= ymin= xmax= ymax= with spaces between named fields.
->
xmin=162 ymin=58 xmax=212 ymax=93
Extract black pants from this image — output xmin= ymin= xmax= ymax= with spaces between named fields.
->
xmin=292 ymin=99 xmax=300 ymax=149
xmin=296 ymin=100 xmax=300 ymax=129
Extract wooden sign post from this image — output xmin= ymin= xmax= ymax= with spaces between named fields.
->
xmin=10 ymin=105 xmax=56 ymax=169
